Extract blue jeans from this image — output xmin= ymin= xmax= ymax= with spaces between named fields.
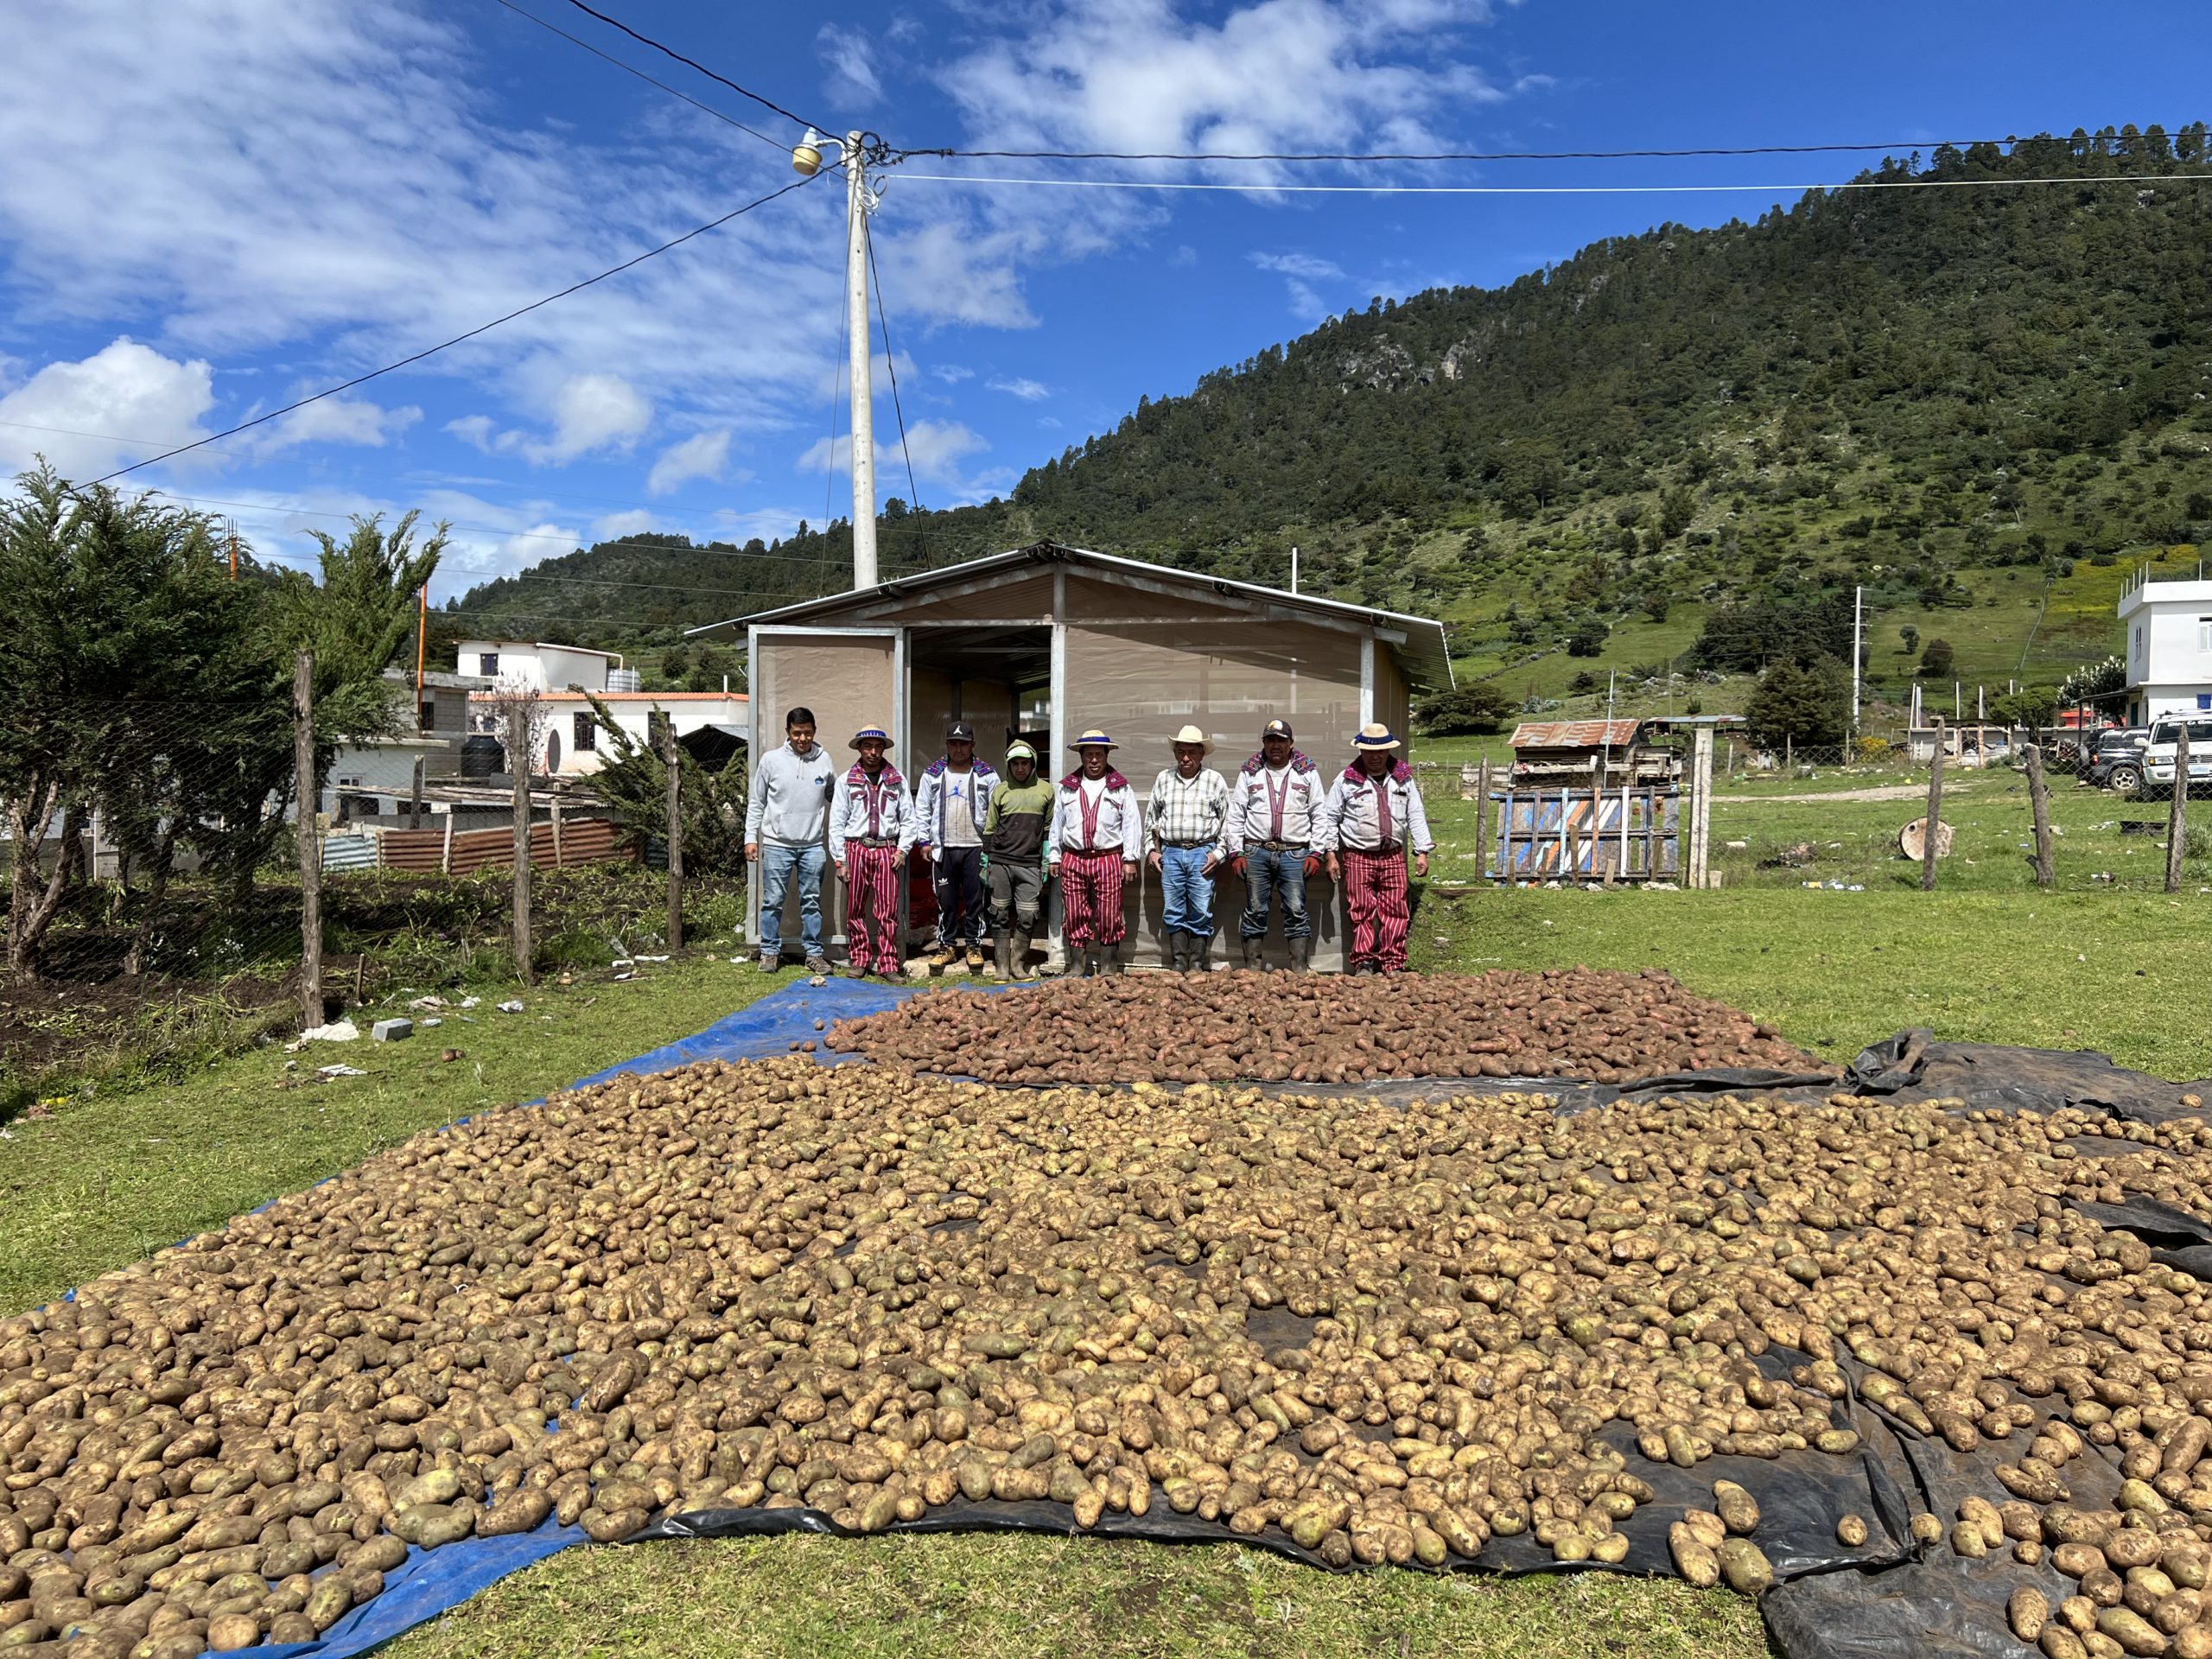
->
xmin=1160 ymin=845 xmax=1217 ymax=938
xmin=1240 ymin=847 xmax=1311 ymax=941
xmin=758 ymin=841 xmax=826 ymax=960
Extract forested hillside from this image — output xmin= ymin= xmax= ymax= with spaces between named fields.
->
xmin=450 ymin=124 xmax=2212 ymax=704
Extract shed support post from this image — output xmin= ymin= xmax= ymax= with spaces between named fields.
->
xmin=1688 ymin=726 xmax=1713 ymax=889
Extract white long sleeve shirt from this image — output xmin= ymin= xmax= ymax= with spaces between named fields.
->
xmin=826 ymin=764 xmax=915 ymax=862
xmin=1224 ymin=753 xmax=1326 ymax=855
xmin=1320 ymin=762 xmax=1434 ymax=855
xmin=1047 ymin=770 xmax=1142 ymax=861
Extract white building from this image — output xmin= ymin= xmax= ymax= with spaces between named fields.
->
xmin=452 ymin=639 xmax=627 ymax=694
xmin=2119 ymin=573 xmax=2212 ymax=725
xmin=474 ymin=690 xmax=749 ymax=776
xmin=327 ymin=668 xmax=486 ymax=817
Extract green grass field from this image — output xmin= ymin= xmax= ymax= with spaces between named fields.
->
xmin=4 ymin=809 xmax=2208 ymax=1658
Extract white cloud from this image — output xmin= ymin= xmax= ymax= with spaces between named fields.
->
xmin=816 ymin=26 xmax=883 ymax=104
xmin=1250 ymin=251 xmax=1344 ymax=281
xmin=0 ymin=338 xmax=213 ymax=479
xmin=524 ymin=373 xmax=652 ymax=464
xmin=445 ymin=414 xmax=497 ymax=453
xmin=499 ymin=520 xmax=582 ymax=571
xmin=930 ymin=365 xmax=975 ymax=384
xmin=251 ymin=395 xmax=421 ymax=455
xmin=646 ymin=429 xmax=731 ymax=496
xmin=593 ymin=508 xmax=657 ymax=542
xmin=798 ymin=419 xmax=988 ymax=489
xmin=987 ymin=375 xmax=1052 ymax=402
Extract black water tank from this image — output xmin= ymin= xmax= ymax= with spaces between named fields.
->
xmin=461 ymin=734 xmax=504 ymax=778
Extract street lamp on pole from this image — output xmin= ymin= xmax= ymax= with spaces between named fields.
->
xmin=794 ymin=128 xmax=884 ymax=592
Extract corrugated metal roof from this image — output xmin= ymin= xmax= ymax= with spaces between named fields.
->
xmin=691 ymin=542 xmax=1454 ymax=690
xmin=1510 ymin=720 xmax=1644 ymax=749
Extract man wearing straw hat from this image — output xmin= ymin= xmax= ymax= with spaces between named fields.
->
xmin=1321 ymin=722 xmax=1433 ymax=976
xmin=827 ymin=725 xmax=913 ymax=980
xmin=1145 ymin=724 xmax=1230 ymax=975
xmin=1047 ymin=728 xmax=1141 ymax=976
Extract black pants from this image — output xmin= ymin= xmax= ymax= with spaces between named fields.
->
xmin=932 ymin=847 xmax=986 ymax=946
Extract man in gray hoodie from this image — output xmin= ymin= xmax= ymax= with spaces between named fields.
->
xmin=744 ymin=706 xmax=836 ymax=972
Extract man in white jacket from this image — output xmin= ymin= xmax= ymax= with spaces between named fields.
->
xmin=1047 ymin=728 xmax=1141 ymax=976
xmin=827 ymin=725 xmax=913 ymax=979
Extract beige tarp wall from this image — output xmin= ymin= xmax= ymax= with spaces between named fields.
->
xmin=748 ymin=632 xmax=896 ymax=958
xmin=1060 ymin=613 xmax=1363 ymax=969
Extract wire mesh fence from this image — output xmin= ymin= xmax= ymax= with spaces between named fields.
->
xmin=0 ymin=694 xmax=747 ymax=1100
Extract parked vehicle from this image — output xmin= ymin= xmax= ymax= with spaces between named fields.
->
xmin=2140 ymin=714 xmax=2212 ymax=798
xmin=2083 ymin=728 xmax=2152 ymax=793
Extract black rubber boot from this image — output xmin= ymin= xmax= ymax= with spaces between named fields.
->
xmin=1171 ymin=935 xmax=1192 ymax=975
xmin=1101 ymin=944 xmax=1123 ymax=976
xmin=1011 ymin=931 xmax=1034 ymax=980
xmin=1287 ymin=935 xmax=1311 ymax=973
xmin=994 ymin=933 xmax=1013 ymax=980
xmin=1241 ymin=935 xmax=1264 ymax=970
xmin=1191 ymin=936 xmax=1212 ymax=975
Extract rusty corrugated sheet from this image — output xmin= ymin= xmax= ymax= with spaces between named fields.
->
xmin=370 ymin=817 xmax=634 ymax=874
xmin=1509 ymin=720 xmax=1643 ymax=750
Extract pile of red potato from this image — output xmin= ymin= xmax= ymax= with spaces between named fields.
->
xmin=823 ymin=967 xmax=1826 ymax=1086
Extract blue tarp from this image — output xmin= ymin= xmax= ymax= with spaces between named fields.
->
xmin=229 ymin=974 xmax=1007 ymax=1656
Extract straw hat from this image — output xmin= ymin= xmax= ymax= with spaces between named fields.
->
xmin=1352 ymin=723 xmax=1402 ymax=752
xmin=849 ymin=725 xmax=893 ymax=750
xmin=1070 ymin=728 xmax=1118 ymax=751
xmin=1171 ymin=723 xmax=1211 ymax=753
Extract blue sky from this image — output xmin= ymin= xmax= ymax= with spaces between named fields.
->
xmin=2 ymin=0 xmax=2206 ymax=619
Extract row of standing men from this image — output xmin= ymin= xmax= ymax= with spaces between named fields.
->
xmin=742 ymin=709 xmax=1434 ymax=980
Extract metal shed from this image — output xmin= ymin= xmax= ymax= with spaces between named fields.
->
xmin=693 ymin=542 xmax=1452 ymax=971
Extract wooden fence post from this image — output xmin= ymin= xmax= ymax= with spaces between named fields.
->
xmin=1922 ymin=718 xmax=1945 ymax=893
xmin=2169 ymin=723 xmax=2192 ymax=894
xmin=2024 ymin=742 xmax=2055 ymax=889
xmin=1473 ymin=757 xmax=1492 ymax=880
xmin=658 ymin=712 xmax=684 ymax=949
xmin=550 ymin=798 xmax=564 ymax=869
xmin=440 ymin=811 xmax=454 ymax=875
xmin=512 ymin=725 xmax=533 ymax=984
xmin=294 ymin=650 xmax=322 ymax=1029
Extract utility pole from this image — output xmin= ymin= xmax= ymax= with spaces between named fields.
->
xmin=294 ymin=651 xmax=321 ymax=1029
xmin=1849 ymin=584 xmax=1862 ymax=745
xmin=845 ymin=130 xmax=877 ymax=591
xmin=228 ymin=519 xmax=238 ymax=581
xmin=415 ymin=583 xmax=428 ymax=728
xmin=1290 ymin=546 xmax=1300 ymax=594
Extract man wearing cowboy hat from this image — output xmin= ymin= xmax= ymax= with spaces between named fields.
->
xmin=1145 ymin=725 xmax=1230 ymax=975
xmin=1320 ymin=723 xmax=1433 ymax=976
xmin=1225 ymin=718 xmax=1326 ymax=972
xmin=1047 ymin=728 xmax=1141 ymax=975
xmin=982 ymin=739 xmax=1053 ymax=980
xmin=911 ymin=720 xmax=999 ymax=973
xmin=827 ymin=725 xmax=914 ymax=979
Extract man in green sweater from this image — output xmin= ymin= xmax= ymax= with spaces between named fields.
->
xmin=983 ymin=740 xmax=1053 ymax=980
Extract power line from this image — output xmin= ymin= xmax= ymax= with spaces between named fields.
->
xmin=485 ymin=0 xmax=785 ymax=154
xmin=559 ymin=0 xmax=827 ymax=137
xmin=899 ymin=169 xmax=2212 ymax=198
xmin=864 ymin=213 xmax=926 ymax=552
xmin=909 ymin=137 xmax=2088 ymax=164
xmin=85 ymin=173 xmax=821 ymax=487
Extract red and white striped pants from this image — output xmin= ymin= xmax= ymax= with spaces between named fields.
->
xmin=1058 ymin=849 xmax=1127 ymax=946
xmin=843 ymin=843 xmax=905 ymax=974
xmin=1340 ymin=847 xmax=1411 ymax=972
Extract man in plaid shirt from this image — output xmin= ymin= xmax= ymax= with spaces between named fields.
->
xmin=1145 ymin=724 xmax=1230 ymax=975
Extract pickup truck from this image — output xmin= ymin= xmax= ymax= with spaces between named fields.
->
xmin=2142 ymin=713 xmax=2212 ymax=798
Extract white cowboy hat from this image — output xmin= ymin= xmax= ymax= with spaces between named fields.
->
xmin=1171 ymin=724 xmax=1211 ymax=753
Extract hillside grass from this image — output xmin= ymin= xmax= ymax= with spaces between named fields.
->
xmin=6 ymin=809 xmax=2209 ymax=1658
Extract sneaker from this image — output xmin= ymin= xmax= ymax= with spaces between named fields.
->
xmin=758 ymin=955 xmax=780 ymax=972
xmin=844 ymin=963 xmax=870 ymax=980
xmin=805 ymin=955 xmax=831 ymax=976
